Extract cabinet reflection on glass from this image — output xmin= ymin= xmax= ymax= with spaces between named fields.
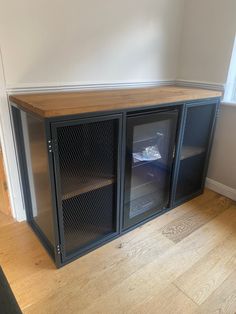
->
xmin=124 ymin=110 xmax=178 ymax=229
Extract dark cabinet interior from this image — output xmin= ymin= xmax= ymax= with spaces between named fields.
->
xmin=174 ymin=103 xmax=217 ymax=204
xmin=11 ymin=93 xmax=220 ymax=267
xmin=124 ymin=109 xmax=178 ymax=229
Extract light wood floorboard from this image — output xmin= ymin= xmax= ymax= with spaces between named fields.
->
xmin=0 ymin=189 xmax=236 ymax=314
xmin=199 ymin=270 xmax=236 ymax=313
xmin=0 ymin=211 xmax=14 ymax=228
xmin=175 ymin=232 xmax=236 ymax=305
xmin=129 ymin=283 xmax=198 ymax=314
xmin=161 ymin=195 xmax=232 ymax=243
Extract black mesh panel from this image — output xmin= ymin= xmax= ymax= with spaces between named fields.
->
xmin=62 ymin=185 xmax=115 ymax=255
xmin=176 ymin=104 xmax=216 ymax=202
xmin=56 ymin=119 xmax=118 ymax=257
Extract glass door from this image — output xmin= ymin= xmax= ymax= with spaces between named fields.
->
xmin=123 ymin=109 xmax=179 ymax=229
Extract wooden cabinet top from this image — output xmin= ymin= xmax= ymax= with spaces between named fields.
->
xmin=9 ymin=86 xmax=222 ymax=118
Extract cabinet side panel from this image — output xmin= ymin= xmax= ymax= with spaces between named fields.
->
xmin=21 ymin=112 xmax=55 ymax=247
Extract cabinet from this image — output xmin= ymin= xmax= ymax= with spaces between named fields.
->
xmin=10 ymin=86 xmax=221 ymax=267
xmin=173 ymin=102 xmax=218 ymax=205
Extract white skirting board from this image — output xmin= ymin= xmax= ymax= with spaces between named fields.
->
xmin=175 ymin=80 xmax=225 ymax=92
xmin=205 ymin=178 xmax=236 ymax=201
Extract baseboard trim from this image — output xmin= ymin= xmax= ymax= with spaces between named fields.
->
xmin=176 ymin=80 xmax=225 ymax=92
xmin=6 ymin=80 xmax=176 ymax=94
xmin=205 ymin=178 xmax=236 ymax=201
xmin=6 ymin=79 xmax=225 ymax=95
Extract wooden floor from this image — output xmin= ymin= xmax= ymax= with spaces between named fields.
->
xmin=0 ymin=146 xmax=11 ymax=217
xmin=1 ymin=189 xmax=236 ymax=314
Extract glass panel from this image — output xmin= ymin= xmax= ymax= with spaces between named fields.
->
xmin=56 ymin=119 xmax=119 ymax=257
xmin=124 ymin=111 xmax=178 ymax=229
xmin=21 ymin=112 xmax=55 ymax=246
xmin=176 ymin=104 xmax=216 ymax=201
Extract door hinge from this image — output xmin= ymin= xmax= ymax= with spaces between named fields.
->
xmin=48 ymin=139 xmax=53 ymax=153
xmin=48 ymin=139 xmax=57 ymax=154
xmin=56 ymin=244 xmax=61 ymax=255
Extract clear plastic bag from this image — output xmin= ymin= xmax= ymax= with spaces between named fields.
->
xmin=133 ymin=145 xmax=161 ymax=162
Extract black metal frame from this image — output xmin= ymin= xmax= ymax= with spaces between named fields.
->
xmin=10 ymin=96 xmax=221 ymax=268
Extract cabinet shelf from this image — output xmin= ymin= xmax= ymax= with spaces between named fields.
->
xmin=133 ymin=136 xmax=157 ymax=145
xmin=180 ymin=146 xmax=205 ymax=160
xmin=61 ymin=173 xmax=114 ymax=200
xmin=130 ymin=166 xmax=166 ymax=197
xmin=132 ymin=159 xmax=158 ymax=169
xmin=128 ymin=189 xmax=166 ymax=219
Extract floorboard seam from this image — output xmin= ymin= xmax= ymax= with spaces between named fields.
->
xmin=172 ymin=281 xmax=200 ymax=307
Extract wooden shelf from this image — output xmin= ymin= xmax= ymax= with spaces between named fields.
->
xmin=61 ymin=174 xmax=114 ymax=200
xmin=132 ymin=159 xmax=157 ymax=168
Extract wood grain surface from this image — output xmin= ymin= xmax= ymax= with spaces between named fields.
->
xmin=9 ymin=86 xmax=222 ymax=118
xmin=0 ymin=147 xmax=11 ymax=217
xmin=1 ymin=189 xmax=236 ymax=313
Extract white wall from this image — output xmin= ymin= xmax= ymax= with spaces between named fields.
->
xmin=0 ymin=53 xmax=25 ymax=220
xmin=177 ymin=0 xmax=236 ymax=195
xmin=178 ymin=0 xmax=236 ymax=85
xmin=208 ymin=105 xmax=236 ymax=190
xmin=0 ymin=0 xmax=184 ymax=89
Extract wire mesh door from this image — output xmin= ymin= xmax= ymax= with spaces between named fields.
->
xmin=52 ymin=115 xmax=122 ymax=261
xmin=175 ymin=103 xmax=217 ymax=203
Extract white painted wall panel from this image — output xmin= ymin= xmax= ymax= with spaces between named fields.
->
xmin=0 ymin=0 xmax=184 ymax=88
xmin=178 ymin=0 xmax=236 ymax=84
